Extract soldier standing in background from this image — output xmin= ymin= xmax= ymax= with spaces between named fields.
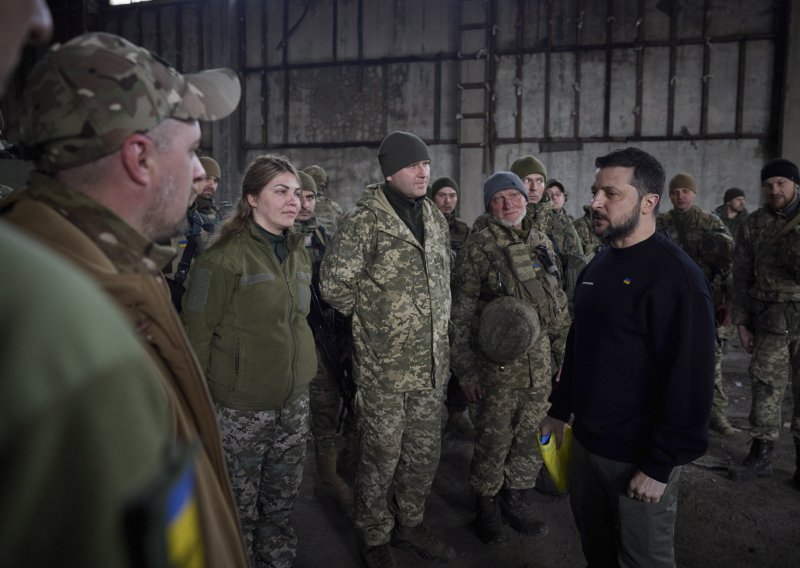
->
xmin=429 ymin=176 xmax=474 ymax=437
xmin=657 ymin=173 xmax=736 ymax=436
xmin=451 ymin=171 xmax=570 ymax=545
xmin=295 ymin=170 xmax=357 ymax=507
xmin=321 ymin=131 xmax=454 ymax=568
xmin=305 ymin=164 xmax=344 ymax=235
xmin=193 ymin=156 xmax=225 ymax=249
xmin=713 ymin=187 xmax=749 ymax=238
xmin=573 ymin=205 xmax=607 ymax=260
xmin=729 ymin=158 xmax=800 ymax=489
xmin=545 ymin=178 xmax=573 ymax=221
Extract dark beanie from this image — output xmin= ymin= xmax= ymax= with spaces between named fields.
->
xmin=378 ymin=131 xmax=430 ymax=177
xmin=297 ymin=171 xmax=318 ymax=195
xmin=510 ymin=155 xmax=547 ymax=180
xmin=483 ymin=171 xmax=528 ymax=210
xmin=430 ymin=176 xmax=459 ymax=198
xmin=669 ymin=173 xmax=697 ymax=194
xmin=761 ymin=158 xmax=800 ymax=183
xmin=723 ymin=187 xmax=745 ymax=203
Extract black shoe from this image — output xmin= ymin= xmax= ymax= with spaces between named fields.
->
xmin=360 ymin=543 xmax=395 ymax=568
xmin=475 ymin=495 xmax=506 ymax=545
xmin=391 ymin=522 xmax=456 ymax=561
xmin=729 ymin=438 xmax=774 ymax=481
xmin=498 ymin=488 xmax=548 ymax=537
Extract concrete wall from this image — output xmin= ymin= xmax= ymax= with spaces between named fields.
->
xmin=0 ymin=0 xmax=792 ymax=226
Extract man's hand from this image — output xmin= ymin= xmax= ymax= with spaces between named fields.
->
xmin=463 ymin=384 xmax=484 ymax=403
xmin=538 ymin=415 xmax=567 ymax=448
xmin=552 ymin=365 xmax=562 ymax=384
xmin=627 ymin=470 xmax=666 ymax=504
xmin=737 ymin=324 xmax=755 ymax=354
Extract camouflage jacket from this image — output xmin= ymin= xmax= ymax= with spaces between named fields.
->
xmin=0 ymin=173 xmax=249 ymax=567
xmin=573 ymin=205 xmax=607 ymax=259
xmin=320 ymin=182 xmax=451 ymax=392
xmin=315 ymin=193 xmax=344 ymax=236
xmin=732 ymin=201 xmax=800 ymax=328
xmin=658 ymin=205 xmax=734 ymax=304
xmin=450 ymin=215 xmax=570 ymax=390
xmin=526 ymin=193 xmax=584 ymax=259
xmin=713 ymin=204 xmax=749 ymax=242
xmin=191 ymin=196 xmax=223 ymax=253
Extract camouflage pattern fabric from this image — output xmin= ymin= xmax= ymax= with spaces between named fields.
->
xmin=0 ymin=184 xmax=15 ymax=200
xmin=19 ymin=32 xmax=240 ymax=173
xmin=315 ymin=194 xmax=344 ymax=236
xmin=192 ymin=197 xmax=223 ymax=253
xmin=214 ymin=392 xmax=310 ymax=568
xmin=444 ymin=212 xmax=471 ymax=257
xmin=451 ymin=215 xmax=570 ymax=496
xmin=320 ymin=182 xmax=451 ymax=393
xmin=354 ymin=386 xmax=442 ymax=546
xmin=713 ymin=204 xmax=749 ymax=243
xmin=732 ymin=201 xmax=800 ymax=441
xmin=658 ymin=204 xmax=734 ymax=415
xmin=573 ymin=205 xmax=607 ymax=260
xmin=309 ymin=345 xmax=356 ymax=452
xmin=747 ymin=305 xmax=800 ymax=441
xmin=450 ymin=215 xmax=570 ymax=389
xmin=471 ymin=386 xmax=547 ymax=495
xmin=525 ymin=193 xmax=584 ymax=259
xmin=657 ymin=205 xmax=734 ymax=307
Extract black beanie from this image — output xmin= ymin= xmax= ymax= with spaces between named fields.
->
xmin=430 ymin=176 xmax=459 ymax=198
xmin=723 ymin=187 xmax=745 ymax=203
xmin=378 ymin=131 xmax=430 ymax=177
xmin=761 ymin=158 xmax=800 ymax=184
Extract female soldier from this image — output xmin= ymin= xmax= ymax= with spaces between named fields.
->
xmin=182 ymin=154 xmax=316 ymax=568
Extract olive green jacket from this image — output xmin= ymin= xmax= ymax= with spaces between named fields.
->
xmin=320 ymin=182 xmax=451 ymax=392
xmin=732 ymin=200 xmax=800 ymax=329
xmin=182 ymin=221 xmax=316 ymax=410
xmin=451 ymin=216 xmax=570 ymax=390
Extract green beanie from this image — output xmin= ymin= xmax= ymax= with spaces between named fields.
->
xmin=297 ymin=171 xmax=317 ymax=195
xmin=199 ymin=156 xmax=221 ymax=179
xmin=669 ymin=173 xmax=697 ymax=194
xmin=303 ymin=164 xmax=328 ymax=192
xmin=510 ymin=155 xmax=547 ymax=180
xmin=430 ymin=176 xmax=459 ymax=198
xmin=378 ymin=131 xmax=430 ymax=177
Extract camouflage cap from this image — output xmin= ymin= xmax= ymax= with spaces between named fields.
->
xmin=20 ymin=32 xmax=241 ymax=173
xmin=303 ymin=164 xmax=328 ymax=192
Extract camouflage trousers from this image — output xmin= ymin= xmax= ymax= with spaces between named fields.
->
xmin=309 ymin=347 xmax=357 ymax=454
xmin=713 ymin=333 xmax=728 ymax=412
xmin=470 ymin=386 xmax=547 ymax=496
xmin=354 ymin=385 xmax=442 ymax=547
xmin=749 ymin=304 xmax=800 ymax=441
xmin=214 ymin=392 xmax=309 ymax=568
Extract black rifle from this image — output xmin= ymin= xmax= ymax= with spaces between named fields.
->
xmin=166 ymin=210 xmax=204 ymax=312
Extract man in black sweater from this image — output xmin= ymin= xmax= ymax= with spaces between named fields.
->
xmin=540 ymin=147 xmax=715 ymax=568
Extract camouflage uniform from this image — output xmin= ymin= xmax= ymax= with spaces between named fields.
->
xmin=658 ymin=205 xmax=734 ymax=425
xmin=732 ymin=198 xmax=800 ymax=442
xmin=214 ymin=394 xmax=309 ymax=568
xmin=304 ymin=165 xmax=345 ymax=235
xmin=713 ymin=204 xmax=749 ymax=243
xmin=295 ymin=217 xmax=358 ymax=472
xmin=191 ymin=196 xmax=223 ymax=252
xmin=450 ymin=215 xmax=570 ymax=496
xmin=320 ymin=182 xmax=450 ymax=547
xmin=573 ymin=205 xmax=607 ymax=260
xmin=526 ymin=193 xmax=584 ymax=260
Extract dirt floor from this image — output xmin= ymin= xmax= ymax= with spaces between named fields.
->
xmin=292 ymin=339 xmax=800 ymax=568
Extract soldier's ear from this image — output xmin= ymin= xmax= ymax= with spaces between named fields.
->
xmin=120 ymin=133 xmax=152 ymax=187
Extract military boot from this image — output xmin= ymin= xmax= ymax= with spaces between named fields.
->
xmin=391 ymin=522 xmax=456 ymax=561
xmin=498 ymin=488 xmax=548 ymax=537
xmin=315 ymin=448 xmax=354 ymax=506
xmin=709 ymin=408 xmax=737 ymax=436
xmin=729 ymin=438 xmax=774 ymax=481
xmin=360 ymin=543 xmax=395 ymax=568
xmin=474 ymin=495 xmax=506 ymax=545
xmin=794 ymin=437 xmax=800 ymax=490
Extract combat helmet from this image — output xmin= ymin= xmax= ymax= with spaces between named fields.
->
xmin=479 ymin=296 xmax=540 ymax=364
